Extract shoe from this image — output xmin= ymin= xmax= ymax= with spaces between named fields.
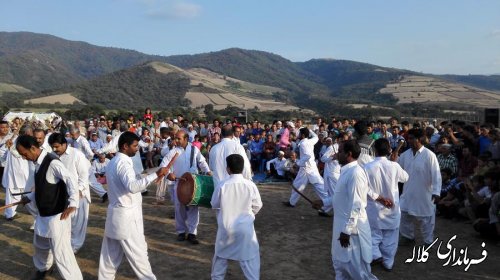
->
xmin=6 ymin=214 xmax=19 ymax=221
xmin=371 ymin=257 xmax=383 ymax=266
xmin=31 ymin=267 xmax=53 ymax=280
xmin=177 ymin=233 xmax=186 ymax=241
xmin=187 ymin=233 xmax=200 ymax=245
xmin=282 ymin=201 xmax=295 ymax=208
xmin=381 ymin=263 xmax=392 ymax=272
xmin=318 ymin=210 xmax=331 ymax=217
xmin=101 ymin=193 xmax=108 ymax=203
xmin=141 ymin=191 xmax=149 ymax=196
xmin=398 ymin=236 xmax=415 ymax=246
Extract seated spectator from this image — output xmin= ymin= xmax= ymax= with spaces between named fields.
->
xmin=283 ymin=151 xmax=299 ymax=181
xmin=92 ymin=153 xmax=110 ymax=184
xmin=89 ymin=132 xmax=104 ymax=156
xmin=438 ymin=168 xmax=464 ymax=219
xmin=262 ymin=134 xmax=276 ymax=170
xmin=265 ymin=151 xmax=287 ymax=180
xmin=458 ymin=146 xmax=478 ymax=178
xmin=460 ymin=173 xmax=493 ymax=222
xmin=437 ymin=143 xmax=458 ymax=177
xmin=472 ymin=172 xmax=499 ymax=239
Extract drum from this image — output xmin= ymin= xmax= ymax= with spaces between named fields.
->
xmin=177 ymin=172 xmax=214 ymax=208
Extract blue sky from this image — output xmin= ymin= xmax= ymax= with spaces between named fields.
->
xmin=1 ymin=0 xmax=499 ymax=75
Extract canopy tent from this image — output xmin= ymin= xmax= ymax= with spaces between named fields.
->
xmin=2 ymin=111 xmax=60 ymax=122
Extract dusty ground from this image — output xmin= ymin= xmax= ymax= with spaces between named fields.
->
xmin=0 ymin=181 xmax=498 ymax=280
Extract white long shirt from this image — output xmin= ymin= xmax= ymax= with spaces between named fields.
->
xmin=27 ymin=149 xmax=80 ymax=238
xmin=364 ymin=157 xmax=409 ymax=229
xmin=266 ymin=157 xmax=287 ymax=176
xmin=296 ymin=130 xmax=318 ymax=170
xmin=104 ymin=152 xmax=158 ymax=240
xmin=98 ymin=132 xmax=143 ymax=175
xmin=320 ymin=144 xmax=341 ymax=179
xmin=1 ymin=146 xmax=35 ymax=191
xmin=322 ymin=161 xmax=372 ymax=263
xmin=92 ymin=158 xmax=110 ymax=174
xmin=73 ymin=135 xmax=94 ymax=160
xmin=55 ymin=147 xmax=91 ymax=203
xmin=398 ymin=146 xmax=442 ymax=217
xmin=209 ymin=138 xmax=252 ymax=187
xmin=160 ymin=144 xmax=210 ymax=178
xmin=211 ymin=174 xmax=262 ymax=260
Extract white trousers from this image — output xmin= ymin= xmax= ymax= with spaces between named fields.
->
xmin=98 ymin=230 xmax=156 ymax=279
xmin=290 ymin=169 xmax=328 ymax=206
xmin=33 ymin=218 xmax=83 ymax=280
xmin=400 ymin=211 xmax=435 ymax=244
xmin=90 ymin=175 xmax=107 ymax=198
xmin=71 ymin=198 xmax=89 ymax=252
xmin=371 ymin=228 xmax=399 ymax=269
xmin=211 ymin=255 xmax=260 ymax=280
xmin=174 ymin=186 xmax=199 ymax=234
xmin=4 ymin=187 xmax=21 ymax=218
xmin=332 ymin=236 xmax=378 ymax=280
xmin=323 ymin=174 xmax=339 ymax=213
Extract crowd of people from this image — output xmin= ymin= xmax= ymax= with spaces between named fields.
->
xmin=0 ymin=107 xmax=499 ymax=279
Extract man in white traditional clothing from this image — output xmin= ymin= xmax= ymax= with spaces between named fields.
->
xmin=283 ymin=127 xmax=328 ymax=212
xmin=49 ymin=132 xmax=92 ymax=254
xmin=313 ymin=140 xmax=378 ymax=280
xmin=33 ymin=128 xmax=53 ymax=153
xmin=17 ymin=135 xmax=83 ymax=280
xmin=265 ymin=150 xmax=287 ymax=179
xmin=160 ymin=130 xmax=211 ymax=244
xmin=2 ymin=125 xmax=36 ymax=221
xmin=364 ymin=138 xmax=409 ymax=271
xmin=320 ymin=137 xmax=341 ymax=215
xmin=98 ymin=131 xmax=169 ymax=280
xmin=70 ymin=127 xmax=94 ymax=160
xmin=209 ymin=125 xmax=251 ymax=188
xmin=211 ymin=154 xmax=263 ymax=280
xmin=396 ymin=128 xmax=441 ymax=246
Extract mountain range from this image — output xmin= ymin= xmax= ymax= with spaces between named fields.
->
xmin=1 ymin=31 xmax=499 ymax=115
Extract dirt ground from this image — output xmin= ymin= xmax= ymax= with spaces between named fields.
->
xmin=0 ymin=181 xmax=499 ymax=280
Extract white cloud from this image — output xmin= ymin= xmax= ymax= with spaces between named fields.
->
xmin=489 ymin=29 xmax=500 ymax=38
xmin=143 ymin=1 xmax=202 ymax=20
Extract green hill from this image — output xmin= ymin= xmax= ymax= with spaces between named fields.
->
xmin=164 ymin=48 xmax=330 ymax=96
xmin=19 ymin=62 xmax=190 ymax=110
xmin=0 ymin=31 xmax=162 ymax=91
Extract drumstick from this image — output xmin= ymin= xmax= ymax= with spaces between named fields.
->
xmin=154 ymin=152 xmax=179 ymax=184
xmin=0 ymin=201 xmax=23 ymax=211
xmin=291 ymin=185 xmax=314 ymax=205
xmin=11 ymin=191 xmax=32 ymax=196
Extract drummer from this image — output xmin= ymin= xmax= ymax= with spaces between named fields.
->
xmin=160 ymin=130 xmax=211 ymax=245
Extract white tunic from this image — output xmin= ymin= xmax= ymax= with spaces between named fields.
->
xmin=73 ymin=135 xmax=94 ymax=160
xmin=266 ymin=157 xmax=287 ymax=176
xmin=320 ymin=144 xmax=341 ymax=180
xmin=92 ymin=158 xmax=110 ymax=174
xmin=398 ymin=146 xmax=442 ymax=217
xmin=98 ymin=132 xmax=143 ymax=175
xmin=104 ymin=152 xmax=158 ymax=240
xmin=323 ymin=161 xmax=372 ymax=263
xmin=27 ymin=149 xmax=80 ymax=238
xmin=160 ymin=144 xmax=210 ymax=177
xmin=55 ymin=147 xmax=91 ymax=203
xmin=211 ymin=174 xmax=262 ymax=260
xmin=209 ymin=138 xmax=252 ymax=187
xmin=294 ymin=130 xmax=323 ymax=185
xmin=2 ymin=147 xmax=34 ymax=191
xmin=364 ymin=157 xmax=409 ymax=229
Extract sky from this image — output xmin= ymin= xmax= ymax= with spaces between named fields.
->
xmin=1 ymin=0 xmax=500 ymax=75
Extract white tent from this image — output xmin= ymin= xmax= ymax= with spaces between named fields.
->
xmin=2 ymin=111 xmax=60 ymax=122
